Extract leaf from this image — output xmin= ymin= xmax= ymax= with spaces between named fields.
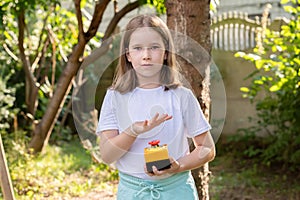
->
xmin=283 ymin=6 xmax=298 ymax=14
xmin=255 ymin=60 xmax=265 ymax=70
xmin=280 ymin=0 xmax=290 ymax=5
xmin=293 ymin=58 xmax=300 ymax=66
xmin=240 ymin=87 xmax=250 ymax=93
xmin=234 ymin=51 xmax=246 ymax=58
xmin=4 ymin=31 xmax=12 ymax=40
xmin=254 ymin=79 xmax=264 ymax=85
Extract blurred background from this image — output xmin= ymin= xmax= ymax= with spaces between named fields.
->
xmin=0 ymin=0 xmax=299 ymax=199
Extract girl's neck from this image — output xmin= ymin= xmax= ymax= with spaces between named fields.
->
xmin=138 ymin=82 xmax=161 ymax=89
xmin=137 ymin=76 xmax=161 ymax=89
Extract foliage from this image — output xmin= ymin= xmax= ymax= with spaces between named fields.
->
xmin=0 ymin=1 xmax=22 ymax=131
xmin=143 ymin=0 xmax=166 ymax=14
xmin=210 ymin=0 xmax=220 ymax=13
xmin=1 ymin=1 xmax=65 ymax=123
xmin=235 ymin=0 xmax=300 ymax=168
xmin=1 ymin=0 xmax=103 ymax=124
xmin=0 ymin=70 xmax=19 ymax=131
xmin=1 ymin=131 xmax=118 ymax=199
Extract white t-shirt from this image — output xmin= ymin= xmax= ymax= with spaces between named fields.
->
xmin=97 ymin=86 xmax=211 ymax=179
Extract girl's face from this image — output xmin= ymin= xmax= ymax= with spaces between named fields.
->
xmin=126 ymin=27 xmax=166 ymax=86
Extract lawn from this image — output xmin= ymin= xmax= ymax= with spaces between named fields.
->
xmin=209 ymin=136 xmax=300 ymax=200
xmin=1 ymin=134 xmax=299 ymax=199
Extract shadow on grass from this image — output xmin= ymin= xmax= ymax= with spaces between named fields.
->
xmin=54 ymin=134 xmax=118 ymax=181
xmin=209 ymin=135 xmax=300 ymax=200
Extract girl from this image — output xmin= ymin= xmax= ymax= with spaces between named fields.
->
xmin=97 ymin=14 xmax=215 ymax=200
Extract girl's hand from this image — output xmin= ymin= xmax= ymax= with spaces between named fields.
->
xmin=131 ymin=113 xmax=172 ymax=136
xmin=144 ymin=157 xmax=180 ymax=177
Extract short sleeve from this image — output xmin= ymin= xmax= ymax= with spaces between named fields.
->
xmin=96 ymin=89 xmax=119 ymax=135
xmin=182 ymin=89 xmax=211 ymax=138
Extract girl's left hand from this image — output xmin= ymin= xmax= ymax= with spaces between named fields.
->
xmin=145 ymin=157 xmax=180 ymax=177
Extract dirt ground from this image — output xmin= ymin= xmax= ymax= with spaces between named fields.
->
xmin=73 ymin=190 xmax=116 ymax=200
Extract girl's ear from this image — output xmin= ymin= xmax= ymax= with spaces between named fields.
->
xmin=126 ymin=48 xmax=131 ymax=62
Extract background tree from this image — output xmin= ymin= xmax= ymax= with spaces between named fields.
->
xmin=165 ymin=0 xmax=212 ymax=199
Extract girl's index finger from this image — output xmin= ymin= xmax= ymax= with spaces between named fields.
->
xmin=165 ymin=115 xmax=173 ymax=121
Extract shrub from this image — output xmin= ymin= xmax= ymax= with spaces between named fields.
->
xmin=0 ymin=70 xmax=19 ymax=131
xmin=235 ymin=0 xmax=300 ymax=169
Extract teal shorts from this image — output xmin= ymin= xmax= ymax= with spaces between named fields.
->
xmin=117 ymin=171 xmax=199 ymax=200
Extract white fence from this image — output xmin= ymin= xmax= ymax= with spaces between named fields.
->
xmin=211 ymin=11 xmax=273 ymax=51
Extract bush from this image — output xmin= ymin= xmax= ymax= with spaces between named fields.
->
xmin=235 ymin=0 xmax=300 ymax=169
xmin=0 ymin=70 xmax=19 ymax=131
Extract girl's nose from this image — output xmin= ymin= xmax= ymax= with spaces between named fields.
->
xmin=142 ymin=48 xmax=151 ymax=60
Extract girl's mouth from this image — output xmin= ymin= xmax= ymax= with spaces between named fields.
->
xmin=141 ymin=64 xmax=153 ymax=67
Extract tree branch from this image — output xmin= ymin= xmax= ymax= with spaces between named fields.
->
xmin=102 ymin=0 xmax=141 ymax=40
xmin=74 ymin=0 xmax=85 ymax=38
xmin=49 ymin=28 xmax=57 ymax=92
xmin=113 ymin=0 xmax=118 ymax=13
xmin=18 ymin=9 xmax=38 ymax=115
xmin=32 ymin=11 xmax=52 ymax=71
xmin=48 ymin=26 xmax=68 ymax=62
xmin=35 ymin=36 xmax=50 ymax=82
xmin=80 ymin=37 xmax=113 ymax=68
xmin=3 ymin=43 xmax=18 ymax=61
xmin=33 ymin=35 xmax=50 ymax=80
xmin=18 ymin=10 xmax=33 ymax=82
xmin=84 ymin=0 xmax=110 ymax=42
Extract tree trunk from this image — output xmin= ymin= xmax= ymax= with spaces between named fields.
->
xmin=17 ymin=10 xmax=39 ymax=117
xmin=166 ymin=0 xmax=212 ymax=199
xmin=29 ymin=52 xmax=83 ymax=152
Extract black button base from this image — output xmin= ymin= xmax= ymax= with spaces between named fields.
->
xmin=146 ymin=159 xmax=171 ymax=173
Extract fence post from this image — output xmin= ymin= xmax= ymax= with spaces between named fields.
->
xmin=0 ymin=134 xmax=15 ymax=200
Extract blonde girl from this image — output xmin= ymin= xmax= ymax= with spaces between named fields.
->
xmin=97 ymin=14 xmax=215 ymax=200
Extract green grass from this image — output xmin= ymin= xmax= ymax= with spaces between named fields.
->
xmin=209 ymin=136 xmax=300 ymax=200
xmin=1 ymin=135 xmax=118 ymax=200
xmin=1 ymin=132 xmax=300 ymax=200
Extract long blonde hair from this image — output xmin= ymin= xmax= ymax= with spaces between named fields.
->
xmin=112 ymin=14 xmax=182 ymax=93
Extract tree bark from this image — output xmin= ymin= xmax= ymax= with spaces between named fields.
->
xmin=18 ymin=10 xmax=39 ymax=117
xmin=166 ymin=0 xmax=212 ymax=199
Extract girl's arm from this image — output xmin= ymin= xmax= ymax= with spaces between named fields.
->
xmin=99 ymin=128 xmax=136 ymax=164
xmin=99 ymin=113 xmax=172 ymax=164
xmin=176 ymin=131 xmax=215 ymax=172
xmin=149 ymin=131 xmax=215 ymax=175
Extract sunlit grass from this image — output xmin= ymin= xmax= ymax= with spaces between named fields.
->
xmin=1 ymin=134 xmax=118 ymax=200
xmin=2 ymin=132 xmax=299 ymax=199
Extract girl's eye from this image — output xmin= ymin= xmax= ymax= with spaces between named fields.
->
xmin=133 ymin=47 xmax=142 ymax=51
xmin=150 ymin=46 xmax=160 ymax=50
